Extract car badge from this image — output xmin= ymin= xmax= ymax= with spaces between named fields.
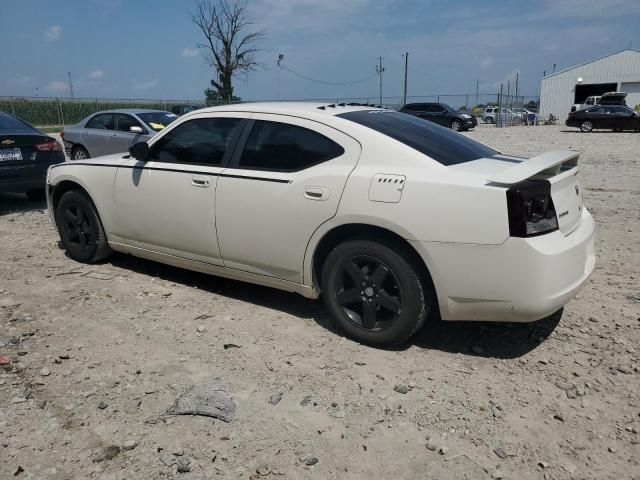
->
xmin=575 ymin=185 xmax=579 ymax=196
xmin=1 ymin=139 xmax=15 ymax=145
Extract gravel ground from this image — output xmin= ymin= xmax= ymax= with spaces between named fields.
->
xmin=1 ymin=124 xmax=639 ymax=480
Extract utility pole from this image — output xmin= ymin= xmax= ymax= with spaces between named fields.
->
xmin=552 ymin=63 xmax=556 ymax=74
xmin=376 ymin=57 xmax=385 ymax=107
xmin=515 ymin=72 xmax=519 ymax=105
xmin=475 ymin=79 xmax=479 ymax=109
xmin=402 ymin=52 xmax=408 ymax=106
xmin=67 ymin=72 xmax=74 ymax=99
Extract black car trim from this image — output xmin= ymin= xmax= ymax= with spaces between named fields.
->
xmin=49 ymin=162 xmax=292 ymax=184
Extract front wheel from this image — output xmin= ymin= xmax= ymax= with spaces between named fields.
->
xmin=321 ymin=240 xmax=431 ymax=347
xmin=580 ymin=120 xmax=593 ymax=132
xmin=450 ymin=119 xmax=463 ymax=131
xmin=55 ymin=190 xmax=112 ymax=263
xmin=486 ymin=117 xmax=494 ymax=124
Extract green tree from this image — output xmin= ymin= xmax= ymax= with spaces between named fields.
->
xmin=191 ymin=0 xmax=264 ymax=103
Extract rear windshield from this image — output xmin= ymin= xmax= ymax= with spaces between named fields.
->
xmin=337 ymin=110 xmax=497 ymax=166
xmin=0 ymin=113 xmax=37 ymax=133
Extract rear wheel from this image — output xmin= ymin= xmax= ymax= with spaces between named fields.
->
xmin=71 ymin=146 xmax=90 ymax=160
xmin=580 ymin=120 xmax=593 ymax=132
xmin=321 ymin=240 xmax=430 ymax=347
xmin=450 ymin=119 xmax=463 ymax=131
xmin=55 ymin=190 xmax=112 ymax=263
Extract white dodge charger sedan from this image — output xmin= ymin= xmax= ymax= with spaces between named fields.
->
xmin=46 ymin=103 xmax=595 ymax=346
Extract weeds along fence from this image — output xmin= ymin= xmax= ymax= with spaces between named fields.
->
xmin=0 ymin=97 xmax=207 ymax=127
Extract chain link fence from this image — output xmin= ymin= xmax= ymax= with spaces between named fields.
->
xmin=1 ymin=93 xmax=540 ymax=129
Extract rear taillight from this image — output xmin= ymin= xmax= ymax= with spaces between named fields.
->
xmin=506 ymin=179 xmax=559 ymax=237
xmin=35 ymin=138 xmax=63 ymax=152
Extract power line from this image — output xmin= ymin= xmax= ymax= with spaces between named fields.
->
xmin=279 ymin=64 xmax=378 ymax=86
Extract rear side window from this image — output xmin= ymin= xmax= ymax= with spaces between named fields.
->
xmin=337 ymin=110 xmax=497 ymax=166
xmin=151 ymin=117 xmax=242 ymax=165
xmin=86 ymin=114 xmax=115 ymax=130
xmin=238 ymin=120 xmax=344 ymax=171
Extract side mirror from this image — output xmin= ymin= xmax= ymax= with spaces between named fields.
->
xmin=129 ymin=141 xmax=149 ymax=161
xmin=129 ymin=125 xmax=144 ymax=134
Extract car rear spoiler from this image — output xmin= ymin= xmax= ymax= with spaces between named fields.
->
xmin=488 ymin=150 xmax=579 ymax=186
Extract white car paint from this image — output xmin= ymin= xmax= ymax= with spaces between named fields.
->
xmin=46 ymin=102 xmax=595 ymax=323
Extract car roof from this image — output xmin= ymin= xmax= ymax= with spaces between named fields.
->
xmin=191 ymin=102 xmax=377 ymax=117
xmin=91 ymin=108 xmax=171 ymax=115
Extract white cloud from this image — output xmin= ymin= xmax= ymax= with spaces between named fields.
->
xmin=8 ymin=75 xmax=34 ymax=87
xmin=44 ymin=25 xmax=62 ymax=42
xmin=45 ymin=80 xmax=69 ymax=93
xmin=182 ymin=48 xmax=199 ymax=57
xmin=132 ymin=80 xmax=158 ymax=90
xmin=88 ymin=69 xmax=104 ymax=80
xmin=479 ymin=57 xmax=494 ymax=70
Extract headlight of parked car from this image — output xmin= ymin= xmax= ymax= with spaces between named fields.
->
xmin=461 ymin=114 xmax=472 ymax=119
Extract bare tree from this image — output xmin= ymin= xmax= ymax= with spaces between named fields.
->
xmin=191 ymin=0 xmax=264 ymax=103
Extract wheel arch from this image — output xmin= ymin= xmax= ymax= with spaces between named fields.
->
xmin=51 ymin=179 xmax=92 ymax=212
xmin=307 ymin=221 xmax=440 ymax=302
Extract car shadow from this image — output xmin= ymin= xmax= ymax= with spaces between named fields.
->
xmin=107 ymin=254 xmax=561 ymax=359
xmin=0 ymin=193 xmax=47 ymax=216
xmin=560 ymin=129 xmax=637 ymax=133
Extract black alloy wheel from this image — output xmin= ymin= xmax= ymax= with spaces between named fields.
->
xmin=55 ymin=190 xmax=112 ymax=263
xmin=335 ymin=255 xmax=403 ymax=331
xmin=322 ymin=240 xmax=430 ymax=347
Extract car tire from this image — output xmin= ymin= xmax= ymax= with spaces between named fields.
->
xmin=321 ymin=240 xmax=431 ymax=347
xmin=55 ymin=190 xmax=112 ymax=263
xmin=486 ymin=117 xmax=494 ymax=124
xmin=26 ymin=188 xmax=46 ymax=201
xmin=580 ymin=120 xmax=593 ymax=132
xmin=71 ymin=146 xmax=90 ymax=160
xmin=450 ymin=119 xmax=463 ymax=131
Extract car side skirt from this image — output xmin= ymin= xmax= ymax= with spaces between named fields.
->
xmin=109 ymin=241 xmax=321 ymax=300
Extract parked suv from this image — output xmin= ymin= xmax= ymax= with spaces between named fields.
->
xmin=399 ymin=103 xmax=477 ymax=131
xmin=62 ymin=109 xmax=178 ymax=160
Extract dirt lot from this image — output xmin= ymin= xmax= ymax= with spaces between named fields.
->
xmin=1 ymin=124 xmax=639 ymax=480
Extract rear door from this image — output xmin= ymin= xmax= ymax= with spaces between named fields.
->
xmin=607 ymin=106 xmax=636 ymax=130
xmin=215 ymin=114 xmax=360 ymax=283
xmin=83 ymin=113 xmax=116 ymax=157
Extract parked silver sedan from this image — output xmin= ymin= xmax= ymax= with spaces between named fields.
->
xmin=62 ymin=109 xmax=177 ymax=160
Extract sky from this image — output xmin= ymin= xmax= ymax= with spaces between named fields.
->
xmin=1 ymin=0 xmax=639 ymax=103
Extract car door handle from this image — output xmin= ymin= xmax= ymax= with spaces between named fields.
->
xmin=304 ymin=187 xmax=329 ymax=201
xmin=191 ymin=175 xmax=211 ymax=188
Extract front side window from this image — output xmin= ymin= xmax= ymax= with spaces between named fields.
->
xmin=238 ymin=120 xmax=345 ymax=171
xmin=338 ymin=110 xmax=497 ymax=166
xmin=151 ymin=117 xmax=242 ymax=165
xmin=115 ymin=114 xmax=144 ymax=133
xmin=86 ymin=113 xmax=115 ymax=130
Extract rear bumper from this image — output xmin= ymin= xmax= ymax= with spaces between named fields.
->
xmin=463 ymin=117 xmax=477 ymax=128
xmin=412 ymin=208 xmax=596 ymax=322
xmin=0 ymin=156 xmax=64 ymax=193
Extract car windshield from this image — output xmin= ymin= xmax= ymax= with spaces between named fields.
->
xmin=137 ymin=112 xmax=178 ymax=132
xmin=0 ymin=113 xmax=36 ymax=133
xmin=338 ymin=110 xmax=498 ymax=166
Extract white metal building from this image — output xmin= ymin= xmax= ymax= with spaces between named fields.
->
xmin=539 ymin=49 xmax=640 ymax=122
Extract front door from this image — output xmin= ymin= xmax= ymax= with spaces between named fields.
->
xmin=215 ymin=114 xmax=361 ymax=283
xmin=113 ymin=113 xmax=248 ymax=265
xmin=112 ymin=113 xmax=147 ymax=154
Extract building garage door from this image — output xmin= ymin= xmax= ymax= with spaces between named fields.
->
xmin=574 ymin=83 xmax=617 ymax=104
xmin=621 ymin=82 xmax=640 ymax=109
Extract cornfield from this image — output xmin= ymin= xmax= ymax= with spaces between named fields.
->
xmin=0 ymin=97 xmax=206 ymax=126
